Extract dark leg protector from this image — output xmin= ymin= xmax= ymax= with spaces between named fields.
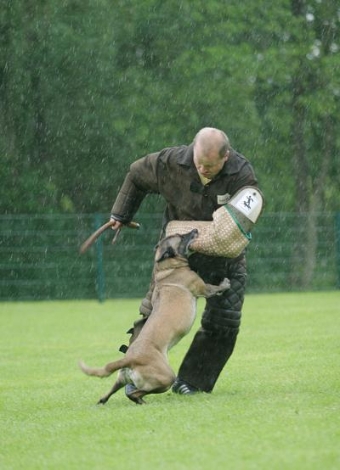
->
xmin=177 ymin=254 xmax=247 ymax=392
xmin=177 ymin=327 xmax=238 ymax=392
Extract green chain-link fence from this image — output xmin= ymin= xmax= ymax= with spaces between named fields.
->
xmin=0 ymin=212 xmax=339 ymax=301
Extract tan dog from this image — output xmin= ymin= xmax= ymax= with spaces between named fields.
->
xmin=79 ymin=229 xmax=230 ymax=405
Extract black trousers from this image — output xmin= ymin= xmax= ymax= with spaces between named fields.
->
xmin=177 ymin=252 xmax=247 ymax=391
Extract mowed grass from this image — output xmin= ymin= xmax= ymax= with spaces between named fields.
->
xmin=0 ymin=292 xmax=339 ymax=470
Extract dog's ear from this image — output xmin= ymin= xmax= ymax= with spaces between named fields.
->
xmin=155 ymin=246 xmax=176 ymax=263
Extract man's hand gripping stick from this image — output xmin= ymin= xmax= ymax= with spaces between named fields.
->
xmin=80 ymin=219 xmax=140 ymax=254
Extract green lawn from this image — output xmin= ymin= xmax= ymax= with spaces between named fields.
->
xmin=1 ymin=292 xmax=339 ymax=470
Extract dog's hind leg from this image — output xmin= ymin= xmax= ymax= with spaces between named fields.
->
xmin=126 ymin=388 xmax=147 ymax=405
xmin=97 ymin=379 xmax=125 ymax=405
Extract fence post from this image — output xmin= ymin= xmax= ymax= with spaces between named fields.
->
xmin=336 ymin=213 xmax=340 ymax=289
xmin=94 ymin=213 xmax=105 ymax=302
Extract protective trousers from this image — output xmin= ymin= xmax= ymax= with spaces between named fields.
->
xmin=179 ymin=253 xmax=247 ymax=392
xmin=124 ymin=252 xmax=247 ymax=393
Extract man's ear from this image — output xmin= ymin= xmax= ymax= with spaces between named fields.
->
xmin=155 ymin=246 xmax=176 ymax=263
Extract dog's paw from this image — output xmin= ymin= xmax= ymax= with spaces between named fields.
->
xmin=218 ymin=277 xmax=231 ymax=292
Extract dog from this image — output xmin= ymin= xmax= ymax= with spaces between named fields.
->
xmin=79 ymin=229 xmax=230 ymax=405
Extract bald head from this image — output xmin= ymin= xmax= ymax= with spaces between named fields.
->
xmin=194 ymin=127 xmax=230 ymax=158
xmin=193 ymin=127 xmax=231 ymax=179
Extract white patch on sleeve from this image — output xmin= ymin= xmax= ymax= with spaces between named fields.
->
xmin=217 ymin=193 xmax=230 ymax=205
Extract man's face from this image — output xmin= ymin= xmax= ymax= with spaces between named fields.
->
xmin=193 ymin=143 xmax=228 ymax=179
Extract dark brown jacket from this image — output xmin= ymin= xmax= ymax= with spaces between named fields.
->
xmin=111 ymin=143 xmax=258 ymax=227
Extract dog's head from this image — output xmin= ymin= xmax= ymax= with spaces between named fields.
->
xmin=155 ymin=229 xmax=198 ymax=264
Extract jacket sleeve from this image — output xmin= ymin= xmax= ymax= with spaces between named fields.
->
xmin=110 ymin=152 xmax=160 ymax=223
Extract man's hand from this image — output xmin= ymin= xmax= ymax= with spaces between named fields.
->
xmin=109 ymin=216 xmax=123 ymax=231
xmin=80 ymin=217 xmax=140 ymax=254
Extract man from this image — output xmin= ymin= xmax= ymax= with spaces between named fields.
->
xmin=109 ymin=127 xmax=260 ymax=394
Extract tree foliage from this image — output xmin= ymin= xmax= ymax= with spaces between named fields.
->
xmin=1 ymin=0 xmax=339 ymax=217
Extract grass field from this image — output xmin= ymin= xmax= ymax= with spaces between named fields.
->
xmin=1 ymin=292 xmax=339 ymax=470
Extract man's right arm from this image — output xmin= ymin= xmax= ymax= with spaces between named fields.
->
xmin=110 ymin=152 xmax=160 ymax=224
xmin=110 ymin=171 xmax=147 ymax=224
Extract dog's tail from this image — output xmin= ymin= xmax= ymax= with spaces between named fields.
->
xmin=79 ymin=357 xmax=128 ymax=378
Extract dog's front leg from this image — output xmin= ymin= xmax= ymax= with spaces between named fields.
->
xmin=204 ymin=277 xmax=230 ymax=297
